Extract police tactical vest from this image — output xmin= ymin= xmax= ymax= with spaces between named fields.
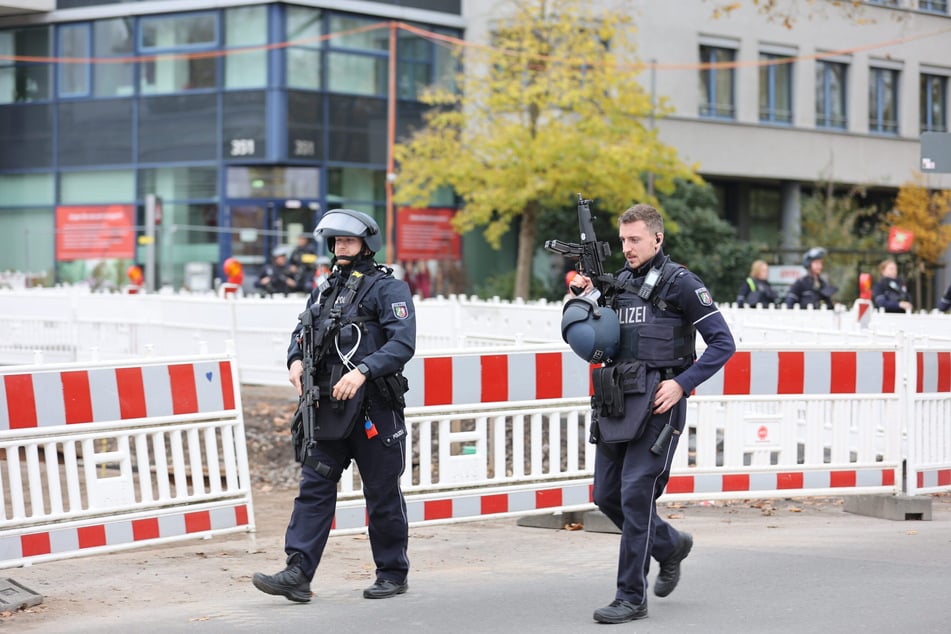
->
xmin=611 ymin=261 xmax=696 ymax=370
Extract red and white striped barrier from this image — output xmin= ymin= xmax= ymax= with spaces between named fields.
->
xmin=917 ymin=351 xmax=951 ymax=393
xmin=0 ymin=352 xmax=254 ymax=570
xmin=403 ymin=347 xmax=591 ymax=408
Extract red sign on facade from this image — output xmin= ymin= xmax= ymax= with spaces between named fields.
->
xmin=396 ymin=207 xmax=461 ymax=261
xmin=56 ymin=205 xmax=136 ymax=261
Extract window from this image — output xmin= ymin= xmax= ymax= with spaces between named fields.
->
xmin=58 ymin=99 xmax=133 ymax=165
xmin=396 ymin=26 xmax=461 ymax=100
xmin=93 ymin=18 xmax=134 ymax=97
xmin=327 ymin=14 xmax=388 ymax=97
xmin=225 ymin=5 xmax=267 ymax=89
xmin=286 ymin=5 xmax=322 ymax=90
xmin=869 ymin=67 xmax=899 ymax=134
xmin=921 ymin=74 xmax=948 ymax=133
xmin=59 ymin=169 xmax=135 ymax=204
xmin=699 ymin=45 xmax=735 ymax=119
xmin=0 ymin=104 xmax=53 ymax=168
xmin=58 ymin=24 xmax=90 ymax=97
xmin=919 ymin=1 xmax=948 ymax=14
xmin=759 ymin=53 xmax=792 ymax=124
xmin=139 ymin=93 xmax=217 ymax=161
xmin=816 ymin=60 xmax=847 ymax=129
xmin=140 ymin=12 xmax=218 ymax=94
xmin=0 ymin=26 xmax=52 ymax=103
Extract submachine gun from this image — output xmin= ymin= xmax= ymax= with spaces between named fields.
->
xmin=544 ymin=194 xmax=618 ymax=303
xmin=291 ymin=302 xmax=342 ymax=463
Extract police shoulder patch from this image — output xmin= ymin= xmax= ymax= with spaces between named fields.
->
xmin=695 ymin=287 xmax=713 ymax=306
xmin=392 ymin=302 xmax=409 ymax=319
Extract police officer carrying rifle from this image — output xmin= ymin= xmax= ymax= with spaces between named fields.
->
xmin=252 ymin=209 xmax=416 ymax=603
xmin=549 ymin=198 xmax=735 ymax=624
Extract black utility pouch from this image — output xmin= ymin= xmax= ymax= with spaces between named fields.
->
xmin=592 ymin=365 xmax=625 ymax=418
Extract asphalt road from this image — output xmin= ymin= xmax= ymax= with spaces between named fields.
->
xmin=7 ymin=491 xmax=951 ymax=633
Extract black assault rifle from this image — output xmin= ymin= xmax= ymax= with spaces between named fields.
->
xmin=291 ymin=303 xmax=343 ymax=462
xmin=545 ymin=194 xmax=617 ymax=301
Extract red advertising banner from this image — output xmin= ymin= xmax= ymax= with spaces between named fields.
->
xmin=396 ymin=207 xmax=461 ymax=260
xmin=56 ymin=205 xmax=136 ymax=261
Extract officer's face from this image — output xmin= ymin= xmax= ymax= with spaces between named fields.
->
xmin=334 ymin=236 xmax=363 ymax=263
xmin=619 ymin=220 xmax=661 ymax=269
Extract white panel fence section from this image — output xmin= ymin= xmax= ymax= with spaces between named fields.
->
xmin=1 ymin=288 xmax=949 ymax=537
xmin=0 ymin=350 xmax=255 ymax=569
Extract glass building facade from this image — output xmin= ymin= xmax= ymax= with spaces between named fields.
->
xmin=0 ymin=1 xmax=462 ymax=288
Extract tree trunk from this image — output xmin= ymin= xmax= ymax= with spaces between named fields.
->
xmin=514 ymin=201 xmax=537 ymax=300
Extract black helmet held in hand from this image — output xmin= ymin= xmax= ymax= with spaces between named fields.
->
xmin=802 ymin=246 xmax=826 ymax=269
xmin=561 ymin=295 xmax=620 ymax=364
xmin=313 ymin=209 xmax=382 ymax=254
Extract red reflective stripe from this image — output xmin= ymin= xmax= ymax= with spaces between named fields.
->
xmin=61 ymin=370 xmax=93 ymax=424
xmin=882 ymin=351 xmax=896 ymax=393
xmin=424 ymin=357 xmax=452 ymax=405
xmin=830 ymin=471 xmax=856 ymax=487
xmin=777 ymin=472 xmax=804 ymax=489
xmin=535 ymin=353 xmax=562 ymax=400
xmin=115 ymin=366 xmax=147 ymax=419
xmin=481 ymin=494 xmax=508 ymax=515
xmin=777 ymin=351 xmax=804 ymax=394
xmin=916 ymin=352 xmax=924 ymax=393
xmin=132 ymin=517 xmax=160 ymax=541
xmin=830 ymin=352 xmax=856 ymax=393
xmin=219 ymin=361 xmax=236 ymax=410
xmin=536 ymin=488 xmax=563 ymax=508
xmin=882 ymin=469 xmax=895 ymax=487
xmin=235 ymin=505 xmax=249 ymax=526
xmin=169 ymin=364 xmax=198 ymax=414
xmin=5 ymin=374 xmax=37 ymax=429
xmin=481 ymin=355 xmax=508 ymax=403
xmin=938 ymin=352 xmax=951 ymax=392
xmin=424 ymin=499 xmax=452 ymax=520
xmin=21 ymin=532 xmax=51 ymax=557
xmin=185 ymin=511 xmax=212 ymax=533
xmin=665 ymin=475 xmax=694 ymax=494
xmin=938 ymin=470 xmax=951 ymax=486
xmin=722 ymin=474 xmax=749 ymax=491
xmin=78 ymin=525 xmax=107 ymax=549
xmin=723 ymin=351 xmax=750 ymax=395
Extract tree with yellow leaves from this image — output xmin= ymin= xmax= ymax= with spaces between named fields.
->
xmin=883 ymin=177 xmax=951 ymax=305
xmin=393 ymin=0 xmax=696 ymax=300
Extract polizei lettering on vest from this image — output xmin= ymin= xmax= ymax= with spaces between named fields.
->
xmin=618 ymin=305 xmax=649 ymax=325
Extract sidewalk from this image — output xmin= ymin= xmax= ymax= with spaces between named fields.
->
xmin=5 ymin=489 xmax=950 ymax=633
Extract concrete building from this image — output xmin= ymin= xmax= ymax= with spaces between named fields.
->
xmin=1 ymin=0 xmax=950 ymax=297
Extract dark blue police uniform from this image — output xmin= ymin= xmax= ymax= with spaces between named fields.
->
xmin=871 ymin=275 xmax=911 ymax=313
xmin=593 ymin=249 xmax=735 ymax=607
xmin=784 ymin=273 xmax=836 ymax=308
xmin=284 ymin=257 xmax=416 ymax=587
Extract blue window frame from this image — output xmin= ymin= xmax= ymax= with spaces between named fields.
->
xmin=58 ymin=23 xmax=90 ymax=98
xmin=139 ymin=11 xmax=219 ymax=94
xmin=816 ymin=60 xmax=847 ymax=129
xmin=921 ymin=74 xmax=948 ymax=133
xmin=919 ymin=1 xmax=948 ymax=14
xmin=869 ymin=67 xmax=899 ymax=135
xmin=699 ymin=45 xmax=736 ymax=119
xmin=759 ymin=53 xmax=792 ymax=124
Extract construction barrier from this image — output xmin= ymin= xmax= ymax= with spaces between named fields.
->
xmin=0 ymin=348 xmax=254 ymax=569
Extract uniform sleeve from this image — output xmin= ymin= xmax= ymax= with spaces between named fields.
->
xmin=784 ymin=277 xmax=802 ymax=308
xmin=362 ymin=276 xmax=417 ymax=377
xmin=668 ymin=270 xmax=736 ymax=395
xmin=939 ymin=284 xmax=951 ymax=312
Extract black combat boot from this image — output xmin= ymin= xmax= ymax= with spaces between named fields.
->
xmin=252 ymin=555 xmax=312 ymax=603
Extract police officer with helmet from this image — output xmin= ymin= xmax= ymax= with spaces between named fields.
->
xmin=565 ymin=203 xmax=735 ymax=624
xmin=784 ymin=247 xmax=838 ymax=309
xmin=252 ymin=208 xmax=416 ymax=603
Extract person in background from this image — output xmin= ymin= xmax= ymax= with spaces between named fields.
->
xmin=937 ymin=282 xmax=951 ymax=312
xmin=290 ymin=234 xmax=319 ymax=292
xmin=735 ymin=259 xmax=778 ymax=307
xmin=255 ymin=246 xmax=299 ymax=295
xmin=871 ymin=259 xmax=913 ymax=313
xmin=784 ymin=247 xmax=837 ymax=309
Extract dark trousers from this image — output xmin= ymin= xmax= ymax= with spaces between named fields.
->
xmin=284 ymin=399 xmax=409 ymax=583
xmin=593 ymin=399 xmax=686 ymax=604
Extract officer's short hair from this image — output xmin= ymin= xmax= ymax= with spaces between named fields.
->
xmin=619 ymin=203 xmax=663 ymax=236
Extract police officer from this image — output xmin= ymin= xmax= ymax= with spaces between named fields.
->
xmin=784 ymin=247 xmax=837 ymax=309
xmin=871 ymin=259 xmax=913 ymax=313
xmin=939 ymin=282 xmax=951 ymax=312
xmin=252 ymin=209 xmax=416 ymax=603
xmin=735 ymin=259 xmax=778 ymax=307
xmin=567 ymin=204 xmax=735 ymax=624
xmin=254 ymin=246 xmax=299 ymax=295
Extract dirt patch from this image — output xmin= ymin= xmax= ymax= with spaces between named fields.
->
xmin=240 ymin=384 xmax=302 ymax=490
